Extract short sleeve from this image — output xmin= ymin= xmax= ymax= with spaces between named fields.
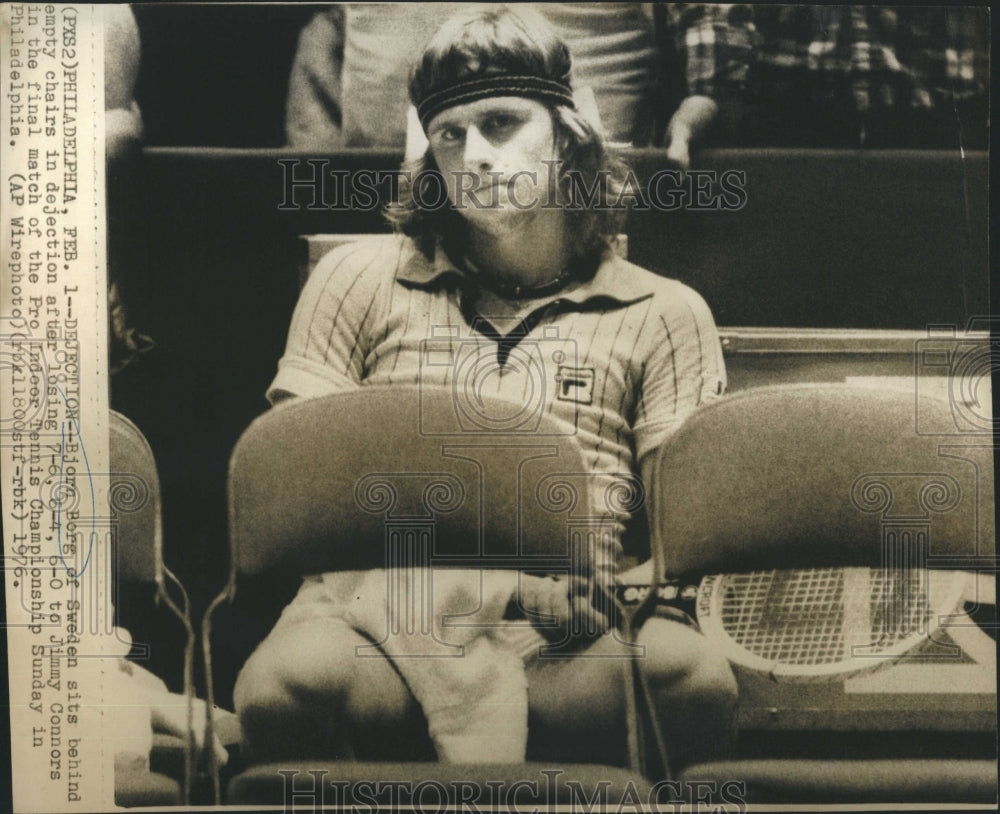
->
xmin=267 ymin=241 xmax=388 ymax=404
xmin=632 ymin=283 xmax=726 ymax=463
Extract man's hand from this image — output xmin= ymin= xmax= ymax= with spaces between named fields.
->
xmin=517 ymin=574 xmax=611 ymax=642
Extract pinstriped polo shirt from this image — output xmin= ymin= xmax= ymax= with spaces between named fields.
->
xmin=269 ymin=234 xmax=726 ymax=564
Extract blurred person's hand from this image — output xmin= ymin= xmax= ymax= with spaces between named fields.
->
xmin=665 ymin=96 xmax=719 ymax=172
xmin=106 ymin=103 xmax=143 ymax=164
xmin=665 ymin=130 xmax=692 ymax=171
xmin=119 ymin=653 xmax=230 ymax=767
xmin=151 ymin=694 xmax=230 ymax=767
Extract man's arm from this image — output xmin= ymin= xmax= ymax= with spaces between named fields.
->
xmin=628 ymin=281 xmax=726 ymax=587
xmin=632 ymin=281 xmax=726 ymax=465
xmin=266 ymin=240 xmax=381 ymax=403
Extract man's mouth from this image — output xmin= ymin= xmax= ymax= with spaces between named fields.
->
xmin=476 ymin=178 xmax=502 ymax=192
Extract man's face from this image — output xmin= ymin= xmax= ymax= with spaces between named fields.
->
xmin=427 ymin=96 xmax=557 ymax=234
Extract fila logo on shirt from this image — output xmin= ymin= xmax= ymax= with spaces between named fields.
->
xmin=556 ymin=366 xmax=595 ymax=404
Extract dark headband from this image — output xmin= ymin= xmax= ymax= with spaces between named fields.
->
xmin=417 ymin=74 xmax=575 ymax=131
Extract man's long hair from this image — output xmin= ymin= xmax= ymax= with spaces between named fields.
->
xmin=385 ymin=6 xmax=629 ymax=263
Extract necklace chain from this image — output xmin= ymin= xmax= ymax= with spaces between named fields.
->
xmin=474 ymin=268 xmax=573 ymax=300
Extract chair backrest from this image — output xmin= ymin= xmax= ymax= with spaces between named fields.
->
xmin=110 ymin=410 xmax=163 ymax=583
xmin=647 ymin=384 xmax=994 ymax=578
xmin=228 ymin=387 xmax=629 ymax=576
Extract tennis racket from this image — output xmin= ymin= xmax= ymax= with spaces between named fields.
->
xmin=617 ymin=567 xmax=973 ymax=681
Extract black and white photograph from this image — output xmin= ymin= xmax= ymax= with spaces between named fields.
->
xmin=1 ymin=3 xmax=995 ymax=810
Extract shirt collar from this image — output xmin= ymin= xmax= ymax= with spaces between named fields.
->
xmin=397 ymin=241 xmax=466 ymax=287
xmin=398 ymin=241 xmax=654 ymax=308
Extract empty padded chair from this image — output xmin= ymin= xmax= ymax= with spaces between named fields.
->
xmin=110 ymin=411 xmax=188 ymax=806
xmin=110 ymin=411 xmax=164 ymax=584
xmin=219 ymin=387 xmax=656 ymax=806
xmin=643 ymin=384 xmax=996 ymax=805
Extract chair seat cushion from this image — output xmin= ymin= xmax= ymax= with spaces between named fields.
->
xmin=679 ymin=759 xmax=998 ymax=804
xmin=115 ymin=768 xmax=183 ymax=807
xmin=228 ymin=761 xmax=651 ymax=806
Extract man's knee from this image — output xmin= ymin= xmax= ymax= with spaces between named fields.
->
xmin=681 ymin=646 xmax=739 ymax=715
xmin=636 ymin=619 xmax=738 ymax=767
xmin=636 ymin=618 xmax=737 ymax=708
xmin=233 ymin=667 xmax=305 ymax=741
xmin=234 ymin=622 xmax=357 ymax=724
xmin=234 ymin=620 xmax=424 ymax=734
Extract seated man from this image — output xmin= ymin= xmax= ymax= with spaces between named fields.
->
xmin=235 ymin=6 xmax=735 ymax=770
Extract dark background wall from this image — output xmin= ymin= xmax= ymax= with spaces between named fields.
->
xmin=133 ymin=4 xmax=325 ymax=147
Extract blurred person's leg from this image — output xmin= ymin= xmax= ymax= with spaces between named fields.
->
xmin=541 ymin=3 xmax=658 ymax=145
xmin=637 ymin=617 xmax=738 ymax=768
xmin=285 ymin=8 xmax=347 ymax=149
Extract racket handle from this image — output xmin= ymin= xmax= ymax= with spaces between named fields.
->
xmin=615 ymin=581 xmax=701 ymax=627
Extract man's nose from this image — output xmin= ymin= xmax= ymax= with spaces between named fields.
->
xmin=463 ymin=125 xmax=494 ymax=173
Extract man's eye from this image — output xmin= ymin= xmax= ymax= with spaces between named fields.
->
xmin=482 ymin=114 xmax=518 ymax=134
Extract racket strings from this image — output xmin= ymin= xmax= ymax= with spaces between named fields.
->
xmin=870 ymin=568 xmax=933 ymax=643
xmin=720 ymin=568 xmax=935 ymax=666
xmin=722 ymin=570 xmax=845 ymax=665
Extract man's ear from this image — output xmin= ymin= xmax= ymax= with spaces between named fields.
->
xmin=572 ymin=85 xmax=604 ymax=135
xmin=405 ymin=105 xmax=430 ymax=162
xmin=555 ymin=85 xmax=606 ymax=149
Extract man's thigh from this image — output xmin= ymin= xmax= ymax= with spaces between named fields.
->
xmin=524 ymin=632 xmax=634 ymax=763
xmin=235 ymin=611 xmax=436 ymax=759
xmin=524 ymin=620 xmax=731 ymax=764
xmin=248 ymin=616 xmax=400 ymax=701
